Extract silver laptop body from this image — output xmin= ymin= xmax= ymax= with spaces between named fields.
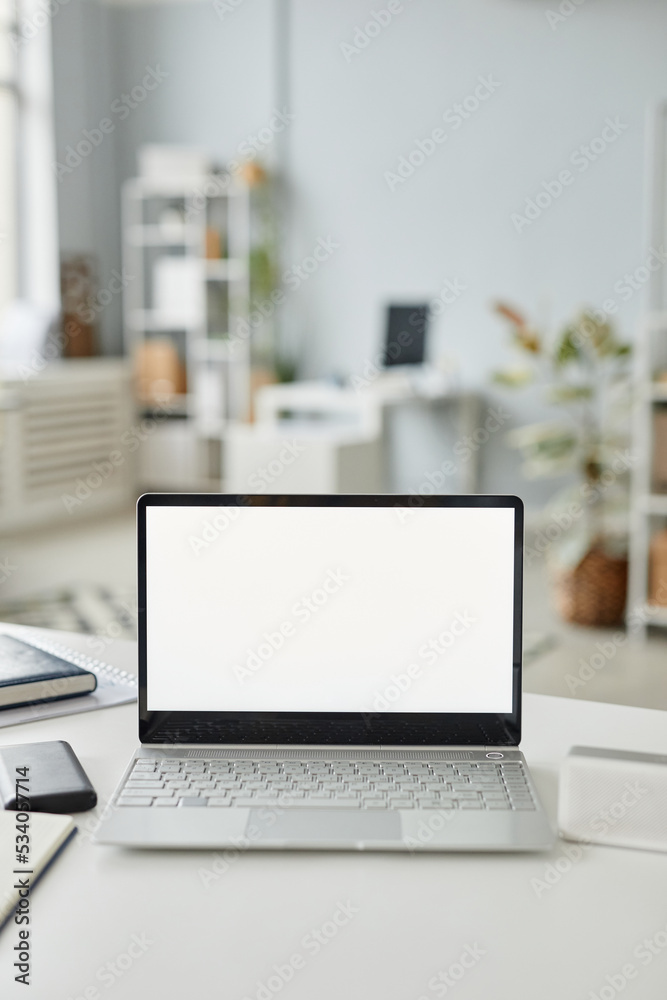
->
xmin=95 ymin=493 xmax=554 ymax=851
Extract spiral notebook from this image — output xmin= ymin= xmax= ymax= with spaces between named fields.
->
xmin=0 ymin=627 xmax=136 ymax=729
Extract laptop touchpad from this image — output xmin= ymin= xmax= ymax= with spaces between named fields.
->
xmin=248 ymin=808 xmax=401 ymax=845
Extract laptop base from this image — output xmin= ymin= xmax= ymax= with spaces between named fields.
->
xmin=94 ymin=745 xmax=555 ymax=852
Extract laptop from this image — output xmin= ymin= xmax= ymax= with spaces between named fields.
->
xmin=95 ymin=493 xmax=554 ymax=851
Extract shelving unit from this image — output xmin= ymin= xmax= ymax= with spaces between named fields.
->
xmin=122 ymin=175 xmax=251 ymax=486
xmin=628 ymin=102 xmax=667 ymax=637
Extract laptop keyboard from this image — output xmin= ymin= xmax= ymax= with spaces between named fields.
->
xmin=116 ymin=758 xmax=536 ymax=811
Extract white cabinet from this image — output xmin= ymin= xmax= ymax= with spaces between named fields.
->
xmin=0 ymin=360 xmax=135 ymax=532
xmin=224 ymin=423 xmax=384 ymax=494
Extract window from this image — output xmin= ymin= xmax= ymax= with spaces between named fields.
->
xmin=0 ymin=0 xmax=58 ymax=319
xmin=0 ymin=0 xmax=18 ymax=314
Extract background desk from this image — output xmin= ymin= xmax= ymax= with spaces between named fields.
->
xmin=225 ymin=379 xmax=482 ymax=495
xmin=1 ymin=627 xmax=666 ymax=1000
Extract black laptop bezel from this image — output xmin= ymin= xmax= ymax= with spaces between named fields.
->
xmin=137 ymin=494 xmax=523 ymax=746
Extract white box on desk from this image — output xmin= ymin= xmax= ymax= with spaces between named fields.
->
xmin=559 ymin=746 xmax=667 ymax=853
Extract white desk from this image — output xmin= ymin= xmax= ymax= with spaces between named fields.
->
xmin=227 ymin=378 xmax=482 ymax=495
xmin=1 ymin=627 xmax=667 ymax=1000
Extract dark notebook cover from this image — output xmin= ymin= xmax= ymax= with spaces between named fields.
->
xmin=0 ymin=635 xmax=97 ymax=710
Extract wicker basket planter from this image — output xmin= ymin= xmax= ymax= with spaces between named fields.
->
xmin=552 ymin=546 xmax=628 ymax=627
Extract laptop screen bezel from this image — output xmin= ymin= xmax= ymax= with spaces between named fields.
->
xmin=137 ymin=494 xmax=523 ymax=746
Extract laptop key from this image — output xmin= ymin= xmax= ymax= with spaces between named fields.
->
xmin=179 ymin=798 xmax=208 ymax=806
xmin=290 ymin=800 xmax=361 ymax=808
xmin=207 ymin=798 xmax=232 ymax=807
xmin=153 ymin=799 xmax=179 ymax=807
xmin=122 ymin=787 xmax=174 ymax=797
xmin=117 ymin=797 xmax=153 ymax=807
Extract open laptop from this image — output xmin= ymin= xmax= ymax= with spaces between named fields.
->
xmin=95 ymin=493 xmax=554 ymax=851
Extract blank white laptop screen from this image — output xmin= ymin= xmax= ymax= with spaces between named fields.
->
xmin=145 ymin=505 xmax=516 ymax=714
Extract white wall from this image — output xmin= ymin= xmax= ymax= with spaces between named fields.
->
xmin=50 ymin=0 xmax=667 ymax=497
xmin=286 ymin=0 xmax=653 ymax=380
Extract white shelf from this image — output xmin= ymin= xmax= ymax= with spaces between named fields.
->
xmin=126 ymin=224 xmax=199 ymax=247
xmin=639 ymin=493 xmax=667 ymax=515
xmin=191 ymin=339 xmax=249 ymax=363
xmin=639 ymin=604 xmax=667 ymax=627
xmin=122 ymin=173 xmax=254 ymax=478
xmin=137 ymin=393 xmax=190 ymax=417
xmin=647 ymin=382 xmax=667 ymax=401
xmin=628 ymin=102 xmax=667 ymax=638
xmin=643 ymin=310 xmax=667 ymax=331
xmin=205 ymin=259 xmax=247 ymax=281
xmin=124 ymin=176 xmax=246 ymax=199
xmin=127 ymin=309 xmax=198 ymax=332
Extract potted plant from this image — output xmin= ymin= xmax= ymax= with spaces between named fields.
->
xmin=492 ymin=302 xmax=632 ymax=626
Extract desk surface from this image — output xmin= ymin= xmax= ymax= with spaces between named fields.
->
xmin=1 ymin=628 xmax=666 ymax=1000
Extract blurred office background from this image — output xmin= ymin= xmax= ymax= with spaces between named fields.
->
xmin=1 ymin=0 xmax=667 ymax=706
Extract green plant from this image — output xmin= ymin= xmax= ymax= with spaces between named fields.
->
xmin=492 ymin=302 xmax=633 ymax=566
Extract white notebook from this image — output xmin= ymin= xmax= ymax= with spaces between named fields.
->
xmin=0 ymin=627 xmax=137 ymax=729
xmin=0 ymin=811 xmax=76 ymax=930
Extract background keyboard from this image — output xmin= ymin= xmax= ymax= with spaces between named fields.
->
xmin=116 ymin=758 xmax=536 ymax=811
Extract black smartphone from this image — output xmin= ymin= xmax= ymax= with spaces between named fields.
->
xmin=0 ymin=740 xmax=97 ymax=813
